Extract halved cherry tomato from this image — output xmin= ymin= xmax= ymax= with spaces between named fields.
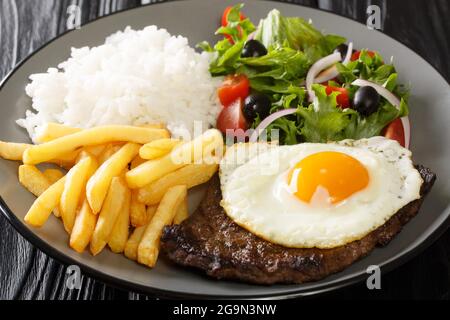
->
xmin=325 ymin=86 xmax=350 ymax=108
xmin=218 ymin=74 xmax=250 ymax=107
xmin=216 ymin=98 xmax=248 ymax=137
xmin=382 ymin=118 xmax=405 ymax=147
xmin=351 ymin=50 xmax=376 ymax=61
xmin=221 ymin=6 xmax=246 ymax=43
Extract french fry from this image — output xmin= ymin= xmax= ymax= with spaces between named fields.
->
xmin=108 ymin=188 xmax=131 ymax=253
xmin=173 ymin=195 xmax=189 ymax=225
xmin=98 ymin=144 xmax=121 ymax=165
xmin=130 ymin=155 xmax=146 ymax=169
xmin=130 ymin=191 xmax=148 ymax=227
xmin=47 ymin=149 xmax=80 ymax=169
xmin=76 ymin=150 xmax=93 ymax=163
xmin=90 ymin=177 xmax=128 ymax=256
xmin=34 ymin=123 xmax=82 ymax=143
xmin=70 ymin=199 xmax=97 ymax=253
xmin=146 ymin=205 xmax=158 ymax=222
xmin=24 ymin=176 xmax=66 ymax=227
xmin=83 ymin=145 xmax=107 ymax=158
xmin=18 ymin=165 xmax=51 ymax=197
xmin=139 ymin=139 xmax=181 ymax=160
xmin=43 ymin=169 xmax=64 ymax=184
xmin=137 ymin=185 xmax=187 ymax=267
xmin=0 ymin=141 xmax=31 ymax=161
xmin=60 ymin=156 xmax=97 ymax=233
xmin=137 ymin=163 xmax=218 ymax=205
xmin=86 ymin=143 xmax=140 ymax=214
xmin=23 ymin=125 xmax=169 ymax=165
xmin=124 ymin=225 xmax=147 ymax=261
xmin=20 ymin=165 xmax=63 ymax=217
xmin=126 ymin=129 xmax=222 ymax=189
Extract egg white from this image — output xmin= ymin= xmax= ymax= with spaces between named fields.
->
xmin=219 ymin=137 xmax=423 ymax=249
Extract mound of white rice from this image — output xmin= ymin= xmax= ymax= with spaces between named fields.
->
xmin=17 ymin=26 xmax=222 ymax=142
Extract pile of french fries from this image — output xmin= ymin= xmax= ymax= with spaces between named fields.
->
xmin=0 ymin=123 xmax=223 ymax=268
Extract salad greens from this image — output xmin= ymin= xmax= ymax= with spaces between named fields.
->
xmin=253 ymin=9 xmax=346 ymax=63
xmin=297 ymin=85 xmax=408 ymax=143
xmin=199 ymin=4 xmax=410 ymax=145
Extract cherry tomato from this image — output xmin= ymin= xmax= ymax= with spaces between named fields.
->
xmin=221 ymin=6 xmax=246 ymax=43
xmin=325 ymin=86 xmax=351 ymax=108
xmin=218 ymin=74 xmax=250 ymax=107
xmin=351 ymin=50 xmax=376 ymax=61
xmin=382 ymin=118 xmax=405 ymax=147
xmin=216 ymin=98 xmax=248 ymax=137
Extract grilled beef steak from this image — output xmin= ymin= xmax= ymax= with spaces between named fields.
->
xmin=160 ymin=165 xmax=436 ymax=285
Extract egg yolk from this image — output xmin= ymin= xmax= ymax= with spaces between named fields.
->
xmin=287 ymin=151 xmax=369 ymax=204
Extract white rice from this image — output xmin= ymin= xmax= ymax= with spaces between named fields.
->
xmin=17 ymin=26 xmax=222 ymax=142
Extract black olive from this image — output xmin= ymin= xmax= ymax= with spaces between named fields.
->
xmin=353 ymin=86 xmax=381 ymax=117
xmin=241 ymin=40 xmax=268 ymax=58
xmin=334 ymin=44 xmax=348 ymax=60
xmin=244 ymin=94 xmax=271 ymax=121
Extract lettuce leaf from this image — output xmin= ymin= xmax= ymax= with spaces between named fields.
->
xmin=336 ymin=50 xmax=410 ymax=100
xmin=297 ymin=85 xmax=408 ymax=143
xmin=215 ymin=3 xmax=256 ymax=43
xmin=238 ymin=47 xmax=309 ymax=80
xmin=253 ymin=9 xmax=345 ymax=63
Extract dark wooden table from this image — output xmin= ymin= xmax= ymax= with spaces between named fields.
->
xmin=0 ymin=0 xmax=449 ymax=300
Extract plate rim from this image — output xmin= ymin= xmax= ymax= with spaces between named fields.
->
xmin=0 ymin=0 xmax=449 ymax=299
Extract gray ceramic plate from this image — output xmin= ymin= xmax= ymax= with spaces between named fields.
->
xmin=1 ymin=0 xmax=449 ymax=299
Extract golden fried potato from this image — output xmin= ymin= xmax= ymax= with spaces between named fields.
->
xmin=124 ymin=225 xmax=146 ymax=261
xmin=130 ymin=191 xmax=148 ymax=227
xmin=20 ymin=165 xmax=63 ymax=217
xmin=108 ymin=188 xmax=131 ymax=253
xmin=86 ymin=143 xmax=140 ymax=214
xmin=137 ymin=163 xmax=218 ymax=205
xmin=126 ymin=129 xmax=222 ymax=189
xmin=83 ymin=145 xmax=107 ymax=158
xmin=130 ymin=155 xmax=146 ymax=169
xmin=0 ymin=141 xmax=31 ymax=161
xmin=42 ymin=169 xmax=64 ymax=184
xmin=146 ymin=205 xmax=158 ymax=221
xmin=18 ymin=165 xmax=51 ymax=197
xmin=137 ymin=185 xmax=187 ymax=267
xmin=70 ymin=199 xmax=97 ymax=253
xmin=173 ymin=196 xmax=189 ymax=225
xmin=24 ymin=176 xmax=66 ymax=227
xmin=23 ymin=125 xmax=169 ymax=165
xmin=34 ymin=123 xmax=82 ymax=143
xmin=90 ymin=177 xmax=129 ymax=256
xmin=97 ymin=144 xmax=122 ymax=165
xmin=139 ymin=139 xmax=181 ymax=160
xmin=60 ymin=156 xmax=97 ymax=233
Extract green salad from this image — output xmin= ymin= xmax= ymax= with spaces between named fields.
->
xmin=199 ymin=4 xmax=410 ymax=147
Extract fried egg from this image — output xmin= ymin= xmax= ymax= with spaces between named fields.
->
xmin=219 ymin=137 xmax=423 ymax=249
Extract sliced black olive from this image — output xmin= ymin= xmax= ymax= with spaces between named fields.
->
xmin=241 ymin=40 xmax=268 ymax=58
xmin=353 ymin=86 xmax=381 ymax=117
xmin=243 ymin=93 xmax=271 ymax=121
xmin=334 ymin=44 xmax=349 ymax=60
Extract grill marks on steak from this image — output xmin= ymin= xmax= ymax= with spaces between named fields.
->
xmin=160 ymin=165 xmax=436 ymax=285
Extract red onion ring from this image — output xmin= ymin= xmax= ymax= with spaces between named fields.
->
xmin=314 ymin=42 xmax=353 ymax=84
xmin=249 ymin=108 xmax=298 ymax=143
xmin=306 ymin=52 xmax=342 ymax=102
